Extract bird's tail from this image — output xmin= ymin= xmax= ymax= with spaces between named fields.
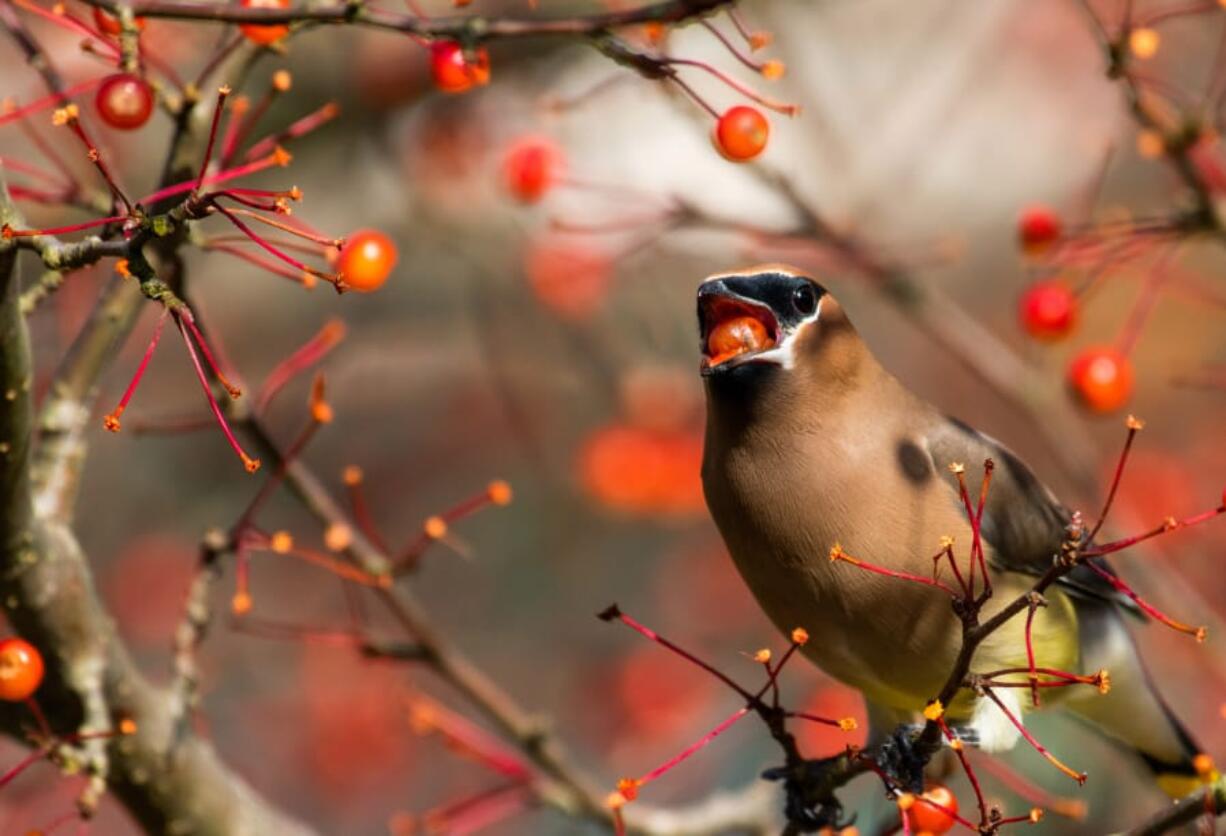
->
xmin=1062 ymin=601 xmax=1212 ymax=798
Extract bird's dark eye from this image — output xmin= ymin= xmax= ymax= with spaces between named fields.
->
xmin=792 ymin=284 xmax=817 ymax=316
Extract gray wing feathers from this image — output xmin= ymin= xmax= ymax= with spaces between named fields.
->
xmin=926 ymin=417 xmax=1140 ymax=614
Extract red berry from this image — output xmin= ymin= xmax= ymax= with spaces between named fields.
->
xmin=502 ymin=135 xmax=565 ymax=204
xmin=905 ymin=785 xmax=959 ymax=835
xmin=239 ymin=0 xmax=290 ymax=46
xmin=1019 ymin=280 xmax=1077 ymax=340
xmin=95 ymin=73 xmax=154 ymax=130
xmin=93 ymin=6 xmax=145 ymax=35
xmin=430 ymin=41 xmax=490 ymax=94
xmin=1018 ymin=204 xmax=1062 ymax=254
xmin=1068 ymin=346 xmax=1133 ymax=413
xmin=524 ymin=237 xmax=612 ymax=320
xmin=714 ymin=106 xmax=769 ymax=162
xmin=706 ymin=315 xmax=774 ymax=367
xmin=0 ymin=638 xmax=44 ymax=702
xmin=337 ymin=230 xmax=397 ymax=293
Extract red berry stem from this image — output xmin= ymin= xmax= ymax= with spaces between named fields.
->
xmin=221 ymin=75 xmax=289 ymax=165
xmin=218 ymin=95 xmax=251 ymax=167
xmin=1024 ymin=595 xmax=1041 ymax=708
xmin=16 ymin=118 xmax=82 ymax=195
xmin=1086 ymin=416 xmax=1144 ymax=542
xmin=417 ymin=783 xmax=532 ymax=836
xmin=0 ymin=746 xmax=48 ymax=789
xmin=829 ymin=544 xmax=963 ymax=598
xmin=698 ymin=20 xmax=772 ymax=75
xmin=2 ymin=214 xmax=128 ymax=238
xmin=629 ymin=704 xmax=750 ymax=794
xmin=669 ymin=75 xmax=720 ymax=119
xmin=254 ymin=319 xmax=346 ymax=413
xmin=201 ymin=240 xmax=315 ymax=286
xmin=194 ymin=86 xmax=231 ymax=194
xmin=6 ymin=184 xmax=73 ymax=204
xmin=210 ymin=202 xmax=338 ymax=285
xmin=932 ymin=540 xmax=971 ymax=599
xmin=407 ymin=691 xmax=534 ymax=781
xmin=0 ymin=155 xmax=70 ymax=188
xmin=192 ymin=32 xmax=245 ymax=91
xmin=598 ymin=605 xmax=755 ymax=701
xmin=23 ymin=695 xmax=51 ymax=739
xmin=104 ymin=307 xmax=168 ymax=432
xmin=0 ymin=80 xmax=110 ymax=129
xmin=9 ymin=0 xmax=119 ymax=56
xmin=979 ymin=686 xmax=1086 ymax=783
xmin=1081 ymin=546 xmax=1211 ymax=641
xmin=243 ymin=101 xmax=340 ymax=162
xmin=342 ymin=467 xmax=392 ymax=556
xmin=173 ymin=310 xmax=261 ymax=472
xmin=1115 ymin=244 xmax=1177 ymax=356
xmin=221 ymin=205 xmax=339 ymax=248
xmin=138 ymin=145 xmax=291 ymax=205
xmin=664 ymin=58 xmax=797 ymax=115
xmin=56 ymin=106 xmax=135 ymax=214
xmin=936 ymin=717 xmax=990 ymax=828
xmin=970 ymin=750 xmax=1087 ymax=820
xmin=178 ymin=309 xmax=242 ymax=398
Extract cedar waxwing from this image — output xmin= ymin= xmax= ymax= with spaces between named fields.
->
xmin=697 ymin=265 xmax=1202 ymax=796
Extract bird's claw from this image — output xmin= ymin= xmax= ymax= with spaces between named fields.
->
xmin=763 ymin=757 xmax=856 ymax=831
xmin=877 ymin=724 xmax=927 ymax=794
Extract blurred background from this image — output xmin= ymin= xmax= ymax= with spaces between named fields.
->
xmin=3 ymin=0 xmax=1226 ymax=832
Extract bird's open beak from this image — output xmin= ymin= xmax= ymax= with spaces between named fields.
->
xmin=697 ymin=281 xmax=780 ymax=376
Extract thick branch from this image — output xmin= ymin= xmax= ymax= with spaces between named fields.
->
xmin=81 ymin=0 xmax=732 ymax=38
xmin=1120 ymin=776 xmax=1226 ymax=835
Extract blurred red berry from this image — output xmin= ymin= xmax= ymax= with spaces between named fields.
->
xmin=93 ymin=7 xmax=145 ymax=35
xmin=338 ymin=230 xmax=398 ymax=293
xmin=578 ymin=424 xmax=705 ymax=516
xmin=96 ymin=73 xmax=154 ymax=130
xmin=905 ymin=784 xmax=959 ymax=834
xmin=1068 ymin=346 xmax=1133 ymax=413
xmin=795 ymin=684 xmax=867 ymax=756
xmin=524 ymin=237 xmax=612 ymax=320
xmin=430 ymin=41 xmax=490 ymax=94
xmin=502 ymin=135 xmax=565 ymax=203
xmin=1019 ymin=280 xmax=1076 ymax=340
xmin=1018 ymin=204 xmax=1062 ymax=254
xmin=0 ymin=638 xmax=44 ymax=702
xmin=714 ymin=106 xmax=769 ymax=162
xmin=239 ymin=0 xmax=290 ymax=46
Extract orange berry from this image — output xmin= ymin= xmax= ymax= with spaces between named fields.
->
xmin=337 ymin=229 xmax=397 ymax=292
xmin=714 ymin=105 xmax=769 ymax=162
xmin=95 ymin=73 xmax=153 ymax=130
xmin=706 ymin=315 xmax=772 ymax=366
xmin=904 ymin=784 xmax=958 ymax=835
xmin=502 ymin=135 xmax=565 ymax=203
xmin=1018 ymin=280 xmax=1076 ymax=340
xmin=1018 ymin=205 xmax=1062 ymax=254
xmin=239 ymin=0 xmax=290 ymax=46
xmin=430 ymin=41 xmax=490 ymax=94
xmin=1068 ymin=346 xmax=1133 ymax=413
xmin=93 ymin=6 xmax=145 ymax=35
xmin=0 ymin=638 xmax=44 ymax=702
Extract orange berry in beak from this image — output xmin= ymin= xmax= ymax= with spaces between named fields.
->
xmin=707 ymin=316 xmax=772 ymax=367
